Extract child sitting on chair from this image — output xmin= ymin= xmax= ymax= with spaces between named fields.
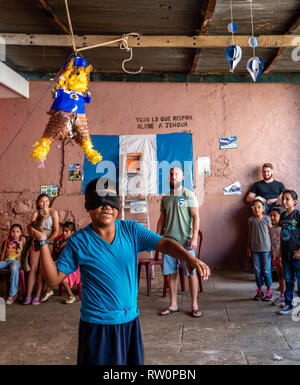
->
xmin=41 ymin=221 xmax=80 ymax=304
xmin=0 ymin=224 xmax=26 ymax=304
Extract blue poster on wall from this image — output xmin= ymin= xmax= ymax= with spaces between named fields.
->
xmin=82 ymin=133 xmax=193 ymax=194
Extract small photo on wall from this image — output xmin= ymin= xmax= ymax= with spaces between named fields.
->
xmin=223 ymin=181 xmax=242 ymax=195
xmin=197 ymin=156 xmax=211 ymax=175
xmin=219 ymin=136 xmax=237 ymax=149
xmin=69 ymin=163 xmax=81 ymax=181
xmin=40 ymin=185 xmax=59 ymax=197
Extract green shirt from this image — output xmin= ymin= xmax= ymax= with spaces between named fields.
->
xmin=160 ymin=187 xmax=199 ymax=243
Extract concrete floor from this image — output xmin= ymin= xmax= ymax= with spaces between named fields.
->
xmin=0 ymin=269 xmax=299 ymax=365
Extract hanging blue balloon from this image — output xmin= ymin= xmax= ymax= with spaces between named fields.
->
xmin=225 ymin=45 xmax=242 ymax=72
xmin=247 ymin=56 xmax=264 ymax=82
xmin=248 ymin=36 xmax=258 ymax=48
xmin=227 ymin=22 xmax=238 ymax=33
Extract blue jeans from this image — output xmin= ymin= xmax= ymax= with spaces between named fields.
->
xmin=0 ymin=260 xmax=21 ymax=296
xmin=251 ymin=251 xmax=272 ymax=288
xmin=282 ymin=252 xmax=300 ymax=306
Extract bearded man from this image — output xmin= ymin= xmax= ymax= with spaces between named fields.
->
xmin=246 ymin=163 xmax=285 ymax=213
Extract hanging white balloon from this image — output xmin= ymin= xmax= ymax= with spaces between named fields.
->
xmin=248 ymin=36 xmax=258 ymax=48
xmin=247 ymin=56 xmax=264 ymax=82
xmin=225 ymin=45 xmax=242 ymax=72
xmin=227 ymin=22 xmax=238 ymax=33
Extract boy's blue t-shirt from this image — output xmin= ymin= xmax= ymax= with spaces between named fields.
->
xmin=56 ymin=220 xmax=162 ymax=325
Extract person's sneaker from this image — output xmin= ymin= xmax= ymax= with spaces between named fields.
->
xmin=253 ymin=291 xmax=264 ymax=301
xmin=6 ymin=295 xmax=17 ymax=305
xmin=272 ymin=295 xmax=285 ymax=306
xmin=40 ymin=290 xmax=54 ymax=302
xmin=263 ymin=291 xmax=273 ymax=301
xmin=277 ymin=304 xmax=293 ymax=315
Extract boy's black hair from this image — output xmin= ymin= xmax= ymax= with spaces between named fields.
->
xmin=63 ymin=221 xmax=76 ymax=232
xmin=270 ymin=206 xmax=285 ymax=216
xmin=252 ymin=198 xmax=265 ymax=206
xmin=85 ymin=178 xmax=118 ymax=195
xmin=10 ymin=224 xmax=22 ymax=233
xmin=36 ymin=193 xmax=50 ymax=209
xmin=282 ymin=189 xmax=298 ymax=201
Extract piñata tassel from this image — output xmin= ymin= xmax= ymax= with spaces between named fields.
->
xmin=31 ymin=137 xmax=53 ymax=162
xmin=81 ymin=137 xmax=102 ymax=165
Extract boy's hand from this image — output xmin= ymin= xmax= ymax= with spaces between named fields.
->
xmin=187 ymin=257 xmax=210 ymax=280
xmin=188 ymin=236 xmax=198 ymax=250
xmin=293 ymin=249 xmax=300 ymax=260
xmin=246 ymin=248 xmax=251 ymax=258
xmin=27 ymin=223 xmax=46 ymax=241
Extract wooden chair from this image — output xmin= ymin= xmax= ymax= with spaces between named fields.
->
xmin=138 ymin=251 xmax=163 ymax=296
xmin=0 ymin=267 xmax=26 ymax=300
xmin=162 ymin=230 xmax=203 ymax=297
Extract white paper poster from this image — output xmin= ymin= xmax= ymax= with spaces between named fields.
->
xmin=223 ymin=181 xmax=242 ymax=195
xmin=197 ymin=157 xmax=211 ymax=175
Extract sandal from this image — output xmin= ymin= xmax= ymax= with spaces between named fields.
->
xmin=65 ymin=296 xmax=76 ymax=304
xmin=23 ymin=297 xmax=31 ymax=305
xmin=32 ymin=297 xmax=40 ymax=305
xmin=190 ymin=309 xmax=203 ymax=318
xmin=158 ymin=307 xmax=180 ymax=316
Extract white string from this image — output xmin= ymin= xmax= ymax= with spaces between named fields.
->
xmin=249 ymin=0 xmax=256 ymax=57
xmin=120 ymin=33 xmax=143 ymax=74
xmin=229 ymin=0 xmax=234 ymax=45
xmin=64 ymin=0 xmax=143 ymax=74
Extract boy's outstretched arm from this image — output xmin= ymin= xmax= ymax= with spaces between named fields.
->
xmin=27 ymin=224 xmax=67 ymax=287
xmin=155 ymin=237 xmax=210 ymax=280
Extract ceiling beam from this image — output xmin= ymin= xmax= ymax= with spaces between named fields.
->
xmin=34 ymin=0 xmax=69 ymax=34
xmin=263 ymin=14 xmax=300 ymax=74
xmin=0 ymin=62 xmax=29 ymax=98
xmin=190 ymin=0 xmax=217 ymax=74
xmin=1 ymin=34 xmax=300 ymax=48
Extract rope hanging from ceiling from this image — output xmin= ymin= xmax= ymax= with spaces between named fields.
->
xmin=64 ymin=0 xmax=143 ymax=74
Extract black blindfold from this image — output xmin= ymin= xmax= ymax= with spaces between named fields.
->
xmin=85 ymin=191 xmax=120 ymax=211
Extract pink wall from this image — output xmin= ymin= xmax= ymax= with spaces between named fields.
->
xmin=0 ymin=81 xmax=299 ymax=270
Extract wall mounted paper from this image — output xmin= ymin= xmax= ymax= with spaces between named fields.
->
xmin=40 ymin=185 xmax=58 ymax=197
xmin=156 ymin=133 xmax=193 ymax=194
xmin=82 ymin=135 xmax=119 ymax=194
xmin=82 ymin=133 xmax=193 ymax=195
xmin=197 ymin=157 xmax=211 ymax=175
xmin=69 ymin=163 xmax=81 ymax=181
xmin=119 ymin=134 xmax=157 ymax=195
xmin=220 ymin=136 xmax=237 ymax=149
xmin=129 ymin=200 xmax=147 ymax=214
xmin=223 ymin=181 xmax=242 ymax=195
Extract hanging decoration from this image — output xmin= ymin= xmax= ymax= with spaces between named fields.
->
xmin=30 ymin=0 xmax=145 ymax=167
xmin=247 ymin=56 xmax=264 ymax=82
xmin=226 ymin=45 xmax=242 ymax=72
xmin=246 ymin=0 xmax=264 ymax=82
xmin=31 ymin=54 xmax=103 ymax=166
xmin=225 ymin=0 xmax=242 ymax=72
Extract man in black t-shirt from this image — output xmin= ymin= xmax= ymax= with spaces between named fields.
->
xmin=246 ymin=163 xmax=285 ymax=214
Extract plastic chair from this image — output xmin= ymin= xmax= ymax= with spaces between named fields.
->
xmin=162 ymin=230 xmax=203 ymax=297
xmin=0 ymin=267 xmax=26 ymax=299
xmin=138 ymin=251 xmax=163 ymax=296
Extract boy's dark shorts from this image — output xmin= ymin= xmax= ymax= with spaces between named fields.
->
xmin=77 ymin=316 xmax=144 ymax=365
